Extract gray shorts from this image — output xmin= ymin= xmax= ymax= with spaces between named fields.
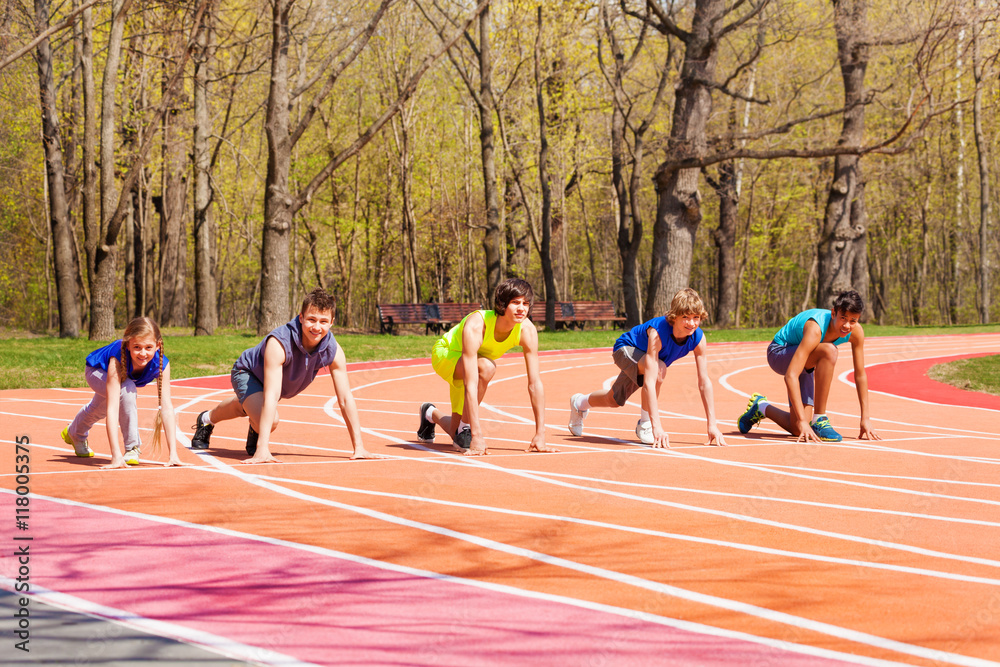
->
xmin=766 ymin=342 xmax=814 ymax=407
xmin=231 ymin=367 xmax=264 ymax=404
xmin=610 ymin=345 xmax=646 ymax=406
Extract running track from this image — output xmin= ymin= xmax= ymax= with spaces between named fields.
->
xmin=2 ymin=333 xmax=999 ymax=666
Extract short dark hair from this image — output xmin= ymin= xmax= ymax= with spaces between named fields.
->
xmin=300 ymin=287 xmax=336 ymax=316
xmin=494 ymin=278 xmax=534 ymax=315
xmin=832 ymin=289 xmax=864 ymax=315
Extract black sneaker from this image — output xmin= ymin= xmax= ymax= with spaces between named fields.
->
xmin=191 ymin=411 xmax=214 ymax=450
xmin=417 ymin=402 xmax=436 ymax=442
xmin=246 ymin=425 xmax=259 ymax=456
xmin=454 ymin=428 xmax=472 ymax=450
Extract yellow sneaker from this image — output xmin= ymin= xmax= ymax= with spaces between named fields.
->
xmin=61 ymin=426 xmax=94 ymax=457
xmin=124 ymin=448 xmax=140 ymax=466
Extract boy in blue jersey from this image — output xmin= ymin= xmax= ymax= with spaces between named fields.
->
xmin=568 ymin=288 xmax=726 ymax=448
xmin=737 ymin=289 xmax=881 ymax=443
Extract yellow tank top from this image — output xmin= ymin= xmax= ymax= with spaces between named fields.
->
xmin=439 ymin=310 xmax=521 ymax=359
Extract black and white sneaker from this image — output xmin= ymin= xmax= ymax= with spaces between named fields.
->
xmin=246 ymin=424 xmax=259 ymax=456
xmin=417 ymin=402 xmax=436 ymax=442
xmin=191 ymin=411 xmax=214 ymax=450
xmin=453 ymin=428 xmax=472 ymax=450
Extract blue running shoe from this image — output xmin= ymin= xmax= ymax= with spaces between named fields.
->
xmin=737 ymin=393 xmax=767 ymax=434
xmin=810 ymin=416 xmax=842 ymax=442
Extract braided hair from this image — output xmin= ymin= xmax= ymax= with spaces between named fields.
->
xmin=120 ymin=317 xmax=165 ymax=455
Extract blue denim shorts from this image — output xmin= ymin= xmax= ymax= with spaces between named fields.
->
xmin=231 ymin=367 xmax=264 ymax=404
xmin=766 ymin=342 xmax=814 ymax=407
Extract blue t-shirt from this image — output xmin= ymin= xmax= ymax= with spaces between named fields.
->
xmin=85 ymin=340 xmax=167 ymax=388
xmin=233 ymin=316 xmax=339 ymax=399
xmin=614 ymin=316 xmax=703 ymax=367
xmin=772 ymin=309 xmax=851 ymax=347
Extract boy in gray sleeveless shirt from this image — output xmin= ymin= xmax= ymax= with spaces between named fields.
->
xmin=191 ymin=288 xmax=383 ymax=463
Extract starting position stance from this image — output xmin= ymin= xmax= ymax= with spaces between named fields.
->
xmin=568 ymin=288 xmax=726 ymax=448
xmin=416 ymin=278 xmax=556 ymax=456
xmin=62 ymin=317 xmax=183 ymax=468
xmin=737 ymin=289 xmax=881 ymax=443
xmin=191 ymin=288 xmax=382 ymax=463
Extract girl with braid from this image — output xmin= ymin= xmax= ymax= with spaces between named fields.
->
xmin=62 ymin=317 xmax=183 ymax=468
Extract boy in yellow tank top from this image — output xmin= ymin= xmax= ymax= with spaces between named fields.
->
xmin=417 ymin=278 xmax=557 ymax=456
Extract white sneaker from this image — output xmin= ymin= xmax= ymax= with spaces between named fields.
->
xmin=124 ymin=448 xmax=140 ymax=466
xmin=635 ymin=420 xmax=654 ymax=445
xmin=568 ymin=393 xmax=589 ymax=436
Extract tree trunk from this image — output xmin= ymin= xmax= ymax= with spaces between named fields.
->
xmin=817 ymin=0 xmax=871 ymax=313
xmin=646 ymin=0 xmax=723 ymax=319
xmin=535 ymin=6 xmax=557 ymax=328
xmin=599 ymin=0 xmax=670 ymax=327
xmin=397 ymin=108 xmax=421 ymax=302
xmin=948 ymin=25 xmax=965 ymax=324
xmin=474 ymin=6 xmax=503 ymax=297
xmin=80 ymin=2 xmax=97 ymax=322
xmin=970 ymin=5 xmax=992 ymax=324
xmin=34 ymin=0 xmax=81 ymax=337
xmin=159 ymin=88 xmax=187 ymax=326
xmin=710 ymin=160 xmax=738 ymax=327
xmin=91 ymin=0 xmax=132 ymax=339
xmin=259 ymin=0 xmax=294 ymax=334
xmin=192 ymin=13 xmax=217 ymax=335
xmin=611 ymin=99 xmax=641 ymax=327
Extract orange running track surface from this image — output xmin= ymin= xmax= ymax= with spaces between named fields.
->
xmin=2 ymin=333 xmax=999 ymax=666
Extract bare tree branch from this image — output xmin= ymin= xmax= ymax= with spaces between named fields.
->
xmin=292 ymin=0 xmax=490 ymax=213
xmin=104 ymin=0 xmax=212 ymax=246
xmin=0 ymin=0 xmax=102 ymax=72
xmin=288 ymin=0 xmax=394 ymax=147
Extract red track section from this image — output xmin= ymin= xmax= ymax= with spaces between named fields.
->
xmin=859 ymin=351 xmax=1000 ymax=411
xmin=3 ymin=333 xmax=1000 ymax=666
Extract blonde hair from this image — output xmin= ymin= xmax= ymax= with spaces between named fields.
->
xmin=666 ymin=288 xmax=709 ymax=324
xmin=119 ymin=317 xmax=166 ymax=455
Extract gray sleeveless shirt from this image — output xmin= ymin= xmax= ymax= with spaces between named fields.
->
xmin=233 ymin=317 xmax=339 ymax=399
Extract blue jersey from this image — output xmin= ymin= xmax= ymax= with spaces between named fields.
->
xmin=233 ymin=316 xmax=339 ymax=399
xmin=614 ymin=316 xmax=703 ymax=367
xmin=772 ymin=309 xmax=851 ymax=347
xmin=85 ymin=340 xmax=167 ymax=388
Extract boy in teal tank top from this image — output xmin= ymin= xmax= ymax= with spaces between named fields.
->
xmin=416 ymin=278 xmax=557 ymax=456
xmin=737 ymin=290 xmax=881 ymax=443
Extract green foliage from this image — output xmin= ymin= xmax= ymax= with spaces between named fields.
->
xmin=2 ymin=0 xmax=998 ymax=336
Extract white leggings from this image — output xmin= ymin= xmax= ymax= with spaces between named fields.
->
xmin=68 ymin=367 xmax=141 ymax=452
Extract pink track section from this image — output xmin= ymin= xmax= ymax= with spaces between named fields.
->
xmin=16 ymin=495 xmax=861 ymax=667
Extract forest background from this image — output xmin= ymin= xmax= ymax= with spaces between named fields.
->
xmin=0 ymin=0 xmax=997 ymax=340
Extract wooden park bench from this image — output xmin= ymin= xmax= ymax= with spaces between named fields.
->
xmin=532 ymin=300 xmax=626 ymax=330
xmin=378 ymin=302 xmax=481 ymax=335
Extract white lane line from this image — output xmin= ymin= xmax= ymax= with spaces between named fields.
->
xmin=654 ymin=448 xmax=1000 ymax=508
xmin=1 ymin=492 xmax=917 ymax=667
xmin=732 ymin=462 xmax=1000 ymax=489
xmin=339 ymin=376 xmax=1000 ymax=570
xmin=250 ymin=472 xmax=1000 ymax=587
xmin=150 ymin=463 xmax=996 ymax=667
xmin=0 ymin=576 xmax=319 ymax=667
xmin=514 ymin=468 xmax=1000 ymax=528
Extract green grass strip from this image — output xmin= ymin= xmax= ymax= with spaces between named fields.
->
xmin=2 ymin=322 xmax=999 ymax=391
xmin=928 ymin=355 xmax=1000 ymax=397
